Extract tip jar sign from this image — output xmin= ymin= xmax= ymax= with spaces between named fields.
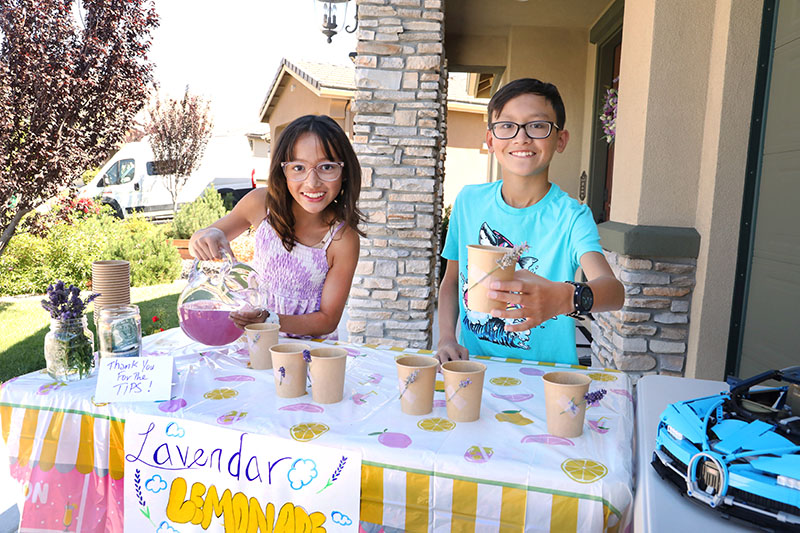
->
xmin=178 ymin=252 xmax=263 ymax=346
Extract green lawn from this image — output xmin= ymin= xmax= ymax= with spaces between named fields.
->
xmin=0 ymin=280 xmax=186 ymax=383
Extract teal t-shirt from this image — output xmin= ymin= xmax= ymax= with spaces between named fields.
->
xmin=442 ymin=181 xmax=603 ymax=364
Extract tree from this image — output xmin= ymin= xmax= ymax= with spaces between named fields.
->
xmin=0 ymin=0 xmax=159 ymax=258
xmin=146 ymin=88 xmax=213 ymax=213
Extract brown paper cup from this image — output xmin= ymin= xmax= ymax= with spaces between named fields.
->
xmin=271 ymin=343 xmax=310 ymax=398
xmin=396 ymin=356 xmax=438 ymax=415
xmin=442 ymin=361 xmax=487 ymax=422
xmin=543 ymin=372 xmax=592 ymax=438
xmin=309 ymin=347 xmax=348 ymax=404
xmin=466 ymin=245 xmax=516 ymax=313
xmin=245 ymin=323 xmax=280 ymax=370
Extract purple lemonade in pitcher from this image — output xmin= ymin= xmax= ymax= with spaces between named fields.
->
xmin=178 ymin=300 xmax=243 ymax=346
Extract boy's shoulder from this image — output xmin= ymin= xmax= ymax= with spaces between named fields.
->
xmin=454 ymin=181 xmax=500 ymax=204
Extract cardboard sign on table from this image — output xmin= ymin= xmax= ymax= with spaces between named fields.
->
xmin=95 ymin=356 xmax=173 ymax=403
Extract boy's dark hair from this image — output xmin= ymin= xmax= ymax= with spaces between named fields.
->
xmin=487 ymin=78 xmax=566 ymax=129
xmin=266 ymin=114 xmax=365 ymax=252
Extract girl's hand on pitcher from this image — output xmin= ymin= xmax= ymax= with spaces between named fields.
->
xmin=189 ymin=227 xmax=234 ymax=261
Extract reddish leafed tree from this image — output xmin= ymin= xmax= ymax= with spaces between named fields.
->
xmin=0 ymin=0 xmax=159 ymax=257
xmin=146 ymin=88 xmax=214 ymax=213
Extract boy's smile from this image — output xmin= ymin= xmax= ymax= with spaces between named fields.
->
xmin=486 ymin=94 xmax=569 ymax=184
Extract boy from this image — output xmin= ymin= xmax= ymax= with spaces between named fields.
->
xmin=437 ymin=78 xmax=624 ymax=364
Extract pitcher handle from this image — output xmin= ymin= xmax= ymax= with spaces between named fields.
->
xmin=189 ymin=249 xmax=234 ymax=286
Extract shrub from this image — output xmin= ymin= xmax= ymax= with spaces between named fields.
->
xmin=106 ymin=215 xmax=181 ymax=286
xmin=1 ymin=207 xmax=181 ymax=296
xmin=169 ymin=186 xmax=227 ymax=239
xmin=0 ymin=212 xmax=118 ymax=295
xmin=0 ymin=233 xmax=50 ymax=295
xmin=23 ymin=189 xmax=104 ymax=238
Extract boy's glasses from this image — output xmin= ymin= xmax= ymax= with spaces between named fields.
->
xmin=489 ymin=120 xmax=561 ymax=140
xmin=281 ymin=161 xmax=344 ymax=182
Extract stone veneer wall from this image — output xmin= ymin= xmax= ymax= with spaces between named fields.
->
xmin=347 ymin=0 xmax=447 ymax=348
xmin=592 ymin=223 xmax=700 ymax=378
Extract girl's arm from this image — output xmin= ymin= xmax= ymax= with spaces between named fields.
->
xmin=277 ymin=225 xmax=360 ymax=337
xmin=189 ymin=188 xmax=267 ymax=260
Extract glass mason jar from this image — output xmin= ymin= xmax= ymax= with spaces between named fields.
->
xmin=44 ymin=316 xmax=96 ymax=381
xmin=98 ymin=305 xmax=142 ymax=358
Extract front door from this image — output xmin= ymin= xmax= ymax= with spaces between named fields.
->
xmin=736 ymin=1 xmax=800 ymax=377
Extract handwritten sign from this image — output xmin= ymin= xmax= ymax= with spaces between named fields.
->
xmin=95 ymin=356 xmax=173 ymax=403
xmin=124 ymin=414 xmax=361 ymax=532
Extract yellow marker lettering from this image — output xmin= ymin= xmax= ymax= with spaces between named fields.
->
xmin=230 ymin=491 xmax=249 ymax=533
xmin=165 ymin=477 xmax=195 ymax=524
xmin=309 ymin=511 xmax=326 ymax=533
xmin=273 ymin=502 xmax=295 ymax=533
xmin=246 ymin=497 xmax=270 ymax=533
xmin=202 ymin=485 xmax=233 ymax=529
xmin=189 ymin=482 xmax=207 ymax=525
xmin=293 ymin=505 xmax=313 ymax=533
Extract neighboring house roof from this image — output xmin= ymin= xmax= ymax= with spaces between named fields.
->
xmin=259 ymin=58 xmax=356 ymax=123
xmin=259 ymin=58 xmax=488 ymax=122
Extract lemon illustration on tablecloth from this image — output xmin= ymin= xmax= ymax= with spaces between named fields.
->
xmin=490 ymin=377 xmax=521 ymax=386
xmin=587 ymin=372 xmax=618 ymax=382
xmin=417 ymin=417 xmax=456 ymax=432
xmin=204 ymin=388 xmax=238 ymax=400
xmin=434 ymin=380 xmax=445 ymax=392
xmin=561 ymin=458 xmax=608 ymax=484
xmin=290 ymin=422 xmax=329 ymax=442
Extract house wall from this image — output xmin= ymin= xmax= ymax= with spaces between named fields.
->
xmin=608 ymin=0 xmax=762 ymax=379
xmin=442 ymin=108 xmax=488 ymax=208
xmin=266 ymin=78 xmax=348 ymax=151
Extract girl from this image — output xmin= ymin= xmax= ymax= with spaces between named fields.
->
xmin=189 ymin=115 xmax=365 ymax=338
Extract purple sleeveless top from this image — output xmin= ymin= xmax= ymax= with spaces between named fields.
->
xmin=251 ymin=218 xmax=344 ymax=338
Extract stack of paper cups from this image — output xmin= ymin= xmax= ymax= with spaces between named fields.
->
xmin=92 ymin=260 xmax=131 ymax=324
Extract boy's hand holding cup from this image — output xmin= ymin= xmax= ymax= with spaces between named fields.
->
xmin=466 ymin=244 xmax=526 ymax=313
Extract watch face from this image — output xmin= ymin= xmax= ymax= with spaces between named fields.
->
xmin=580 ymin=286 xmax=594 ymax=312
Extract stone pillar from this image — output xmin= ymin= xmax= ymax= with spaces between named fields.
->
xmin=347 ymin=0 xmax=446 ymax=348
xmin=593 ymin=222 xmax=700 ymax=379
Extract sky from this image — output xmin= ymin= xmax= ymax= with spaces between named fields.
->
xmin=147 ymin=1 xmax=358 ymax=134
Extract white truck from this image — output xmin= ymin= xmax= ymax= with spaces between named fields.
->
xmin=78 ymin=135 xmax=268 ymax=219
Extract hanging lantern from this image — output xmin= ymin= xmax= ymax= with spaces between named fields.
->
xmin=315 ymin=0 xmax=358 ymax=43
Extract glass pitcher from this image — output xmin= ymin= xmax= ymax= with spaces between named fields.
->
xmin=177 ymin=253 xmax=262 ymax=346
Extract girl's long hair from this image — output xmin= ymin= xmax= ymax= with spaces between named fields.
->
xmin=266 ymin=115 xmax=365 ymax=251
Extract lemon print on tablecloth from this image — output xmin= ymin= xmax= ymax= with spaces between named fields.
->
xmin=587 ymin=372 xmax=618 ymax=382
xmin=490 ymin=377 xmax=521 ymax=387
xmin=417 ymin=417 xmax=456 ymax=432
xmin=561 ymin=458 xmax=608 ymax=484
xmin=435 ymin=380 xmax=445 ymax=392
xmin=290 ymin=422 xmax=330 ymax=442
xmin=204 ymin=388 xmax=238 ymax=400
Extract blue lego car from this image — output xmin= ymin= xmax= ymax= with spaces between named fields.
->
xmin=652 ymin=367 xmax=800 ymax=531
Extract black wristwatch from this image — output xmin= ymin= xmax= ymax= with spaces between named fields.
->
xmin=565 ymin=281 xmax=593 ymax=317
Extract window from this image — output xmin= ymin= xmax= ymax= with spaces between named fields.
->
xmin=118 ymin=159 xmax=135 ymax=184
xmin=147 ymin=160 xmax=177 ymax=175
xmin=100 ymin=163 xmax=119 ymax=187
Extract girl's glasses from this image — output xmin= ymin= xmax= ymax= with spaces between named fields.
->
xmin=281 ymin=161 xmax=344 ymax=182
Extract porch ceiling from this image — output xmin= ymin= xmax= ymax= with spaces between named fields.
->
xmin=446 ymin=0 xmax=612 ymax=36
